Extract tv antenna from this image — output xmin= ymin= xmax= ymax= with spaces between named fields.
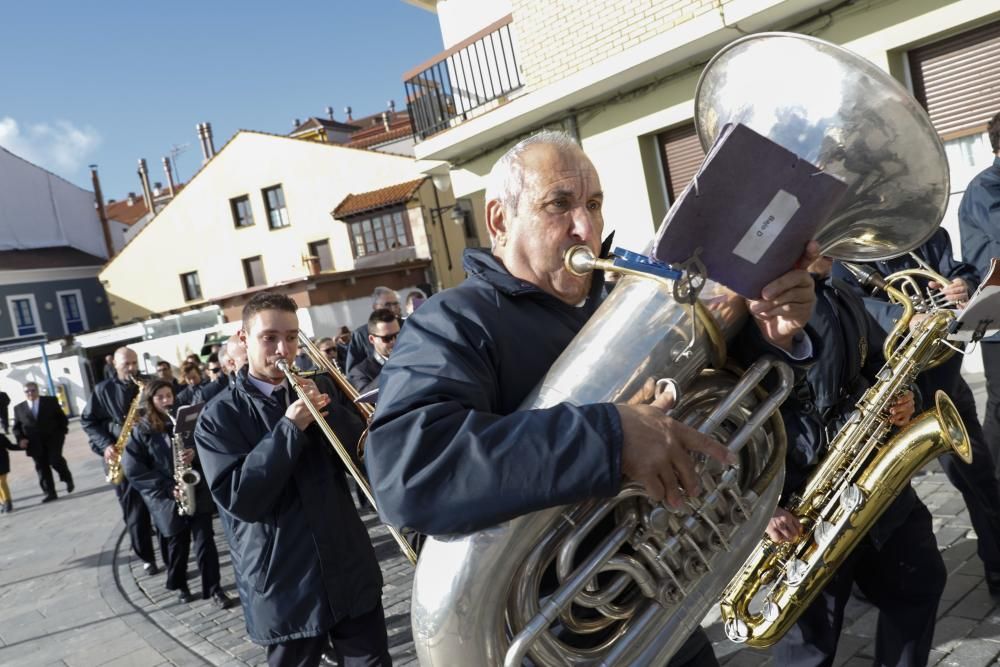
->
xmin=169 ymin=143 xmax=190 ymax=182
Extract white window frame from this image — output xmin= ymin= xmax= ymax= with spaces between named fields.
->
xmin=55 ymin=288 xmax=89 ymax=334
xmin=5 ymin=293 xmax=42 ymax=338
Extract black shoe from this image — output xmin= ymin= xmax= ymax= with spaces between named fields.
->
xmin=986 ymin=570 xmax=1000 ymax=599
xmin=210 ymin=589 xmax=234 ymax=610
xmin=41 ymin=494 xmax=58 ymax=503
xmin=66 ymin=480 xmax=74 ymax=493
xmin=177 ymin=589 xmax=194 ymax=604
xmin=143 ymin=561 xmax=159 ymax=576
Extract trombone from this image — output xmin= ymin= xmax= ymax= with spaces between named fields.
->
xmin=275 ymin=357 xmax=418 ymax=566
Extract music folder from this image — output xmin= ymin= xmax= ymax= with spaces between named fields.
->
xmin=950 ymin=258 xmax=1000 ymax=342
xmin=173 ymin=402 xmax=204 ymax=440
xmin=652 ymin=123 xmax=848 ymax=299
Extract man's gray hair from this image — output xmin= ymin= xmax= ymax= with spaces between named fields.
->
xmin=486 ymin=130 xmax=580 ymax=219
xmin=372 ymin=286 xmax=397 ymax=307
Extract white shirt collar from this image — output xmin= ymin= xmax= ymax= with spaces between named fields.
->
xmin=247 ymin=373 xmax=288 ymax=398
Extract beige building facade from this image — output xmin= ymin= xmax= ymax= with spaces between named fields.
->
xmin=100 ymin=131 xmax=466 ymax=324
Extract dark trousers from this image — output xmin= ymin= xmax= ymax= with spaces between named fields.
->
xmin=30 ymin=440 xmax=73 ymax=497
xmin=773 ymin=501 xmax=945 ymax=667
xmin=116 ymin=479 xmax=157 ymax=565
xmin=980 ymin=342 xmax=1000 ymax=479
xmin=266 ymin=602 xmax=391 ymax=667
xmin=164 ymin=513 xmax=222 ymax=598
xmin=935 ymin=378 xmax=1000 ymax=573
xmin=668 ymin=626 xmax=718 ymax=667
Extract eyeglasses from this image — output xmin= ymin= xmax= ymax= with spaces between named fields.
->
xmin=207 ymin=366 xmax=222 ymax=373
xmin=379 ymin=301 xmax=400 ymax=308
xmin=371 ymin=332 xmax=398 ymax=343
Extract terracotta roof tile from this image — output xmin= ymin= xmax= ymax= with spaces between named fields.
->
xmin=0 ymin=246 xmax=105 ymax=270
xmin=332 ymin=178 xmax=426 ymax=219
xmin=347 ymin=119 xmax=413 ymax=149
xmin=105 ymin=184 xmax=184 ymax=226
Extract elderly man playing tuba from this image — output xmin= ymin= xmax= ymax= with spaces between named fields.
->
xmin=367 ymin=130 xmax=819 ymax=666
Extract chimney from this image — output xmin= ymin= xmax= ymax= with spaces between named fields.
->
xmin=162 ymin=156 xmax=176 ymax=196
xmin=387 ymin=99 xmax=396 ymax=119
xmin=293 ymin=118 xmax=301 ymax=128
xmin=381 ymin=111 xmax=391 ymax=132
xmin=127 ymin=192 xmax=136 ymax=206
xmin=137 ymin=158 xmax=154 ymax=213
xmin=344 ymin=105 xmax=353 ymax=122
xmin=89 ymin=164 xmax=114 ymax=258
xmin=325 ymin=106 xmax=334 ymax=120
xmin=153 ymin=181 xmax=163 ymax=197
xmin=204 ymin=122 xmax=216 ymax=159
xmin=196 ymin=122 xmax=215 ymax=161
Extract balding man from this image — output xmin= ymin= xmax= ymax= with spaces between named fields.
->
xmin=345 ymin=286 xmax=401 ymax=373
xmin=82 ymin=346 xmax=159 ymax=573
xmin=222 ymin=332 xmax=248 ymax=379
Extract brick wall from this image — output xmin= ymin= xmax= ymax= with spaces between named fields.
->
xmin=512 ymin=0 xmax=722 ymax=89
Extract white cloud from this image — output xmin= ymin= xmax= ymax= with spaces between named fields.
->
xmin=0 ymin=116 xmax=101 ymax=175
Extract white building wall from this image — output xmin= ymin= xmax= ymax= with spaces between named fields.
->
xmin=0 ymin=147 xmax=106 ymax=258
xmin=100 ymin=132 xmax=425 ymax=317
xmin=435 ymin=0 xmax=512 ymax=48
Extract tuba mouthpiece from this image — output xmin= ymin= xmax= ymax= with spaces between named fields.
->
xmin=565 ymin=245 xmax=597 ymax=276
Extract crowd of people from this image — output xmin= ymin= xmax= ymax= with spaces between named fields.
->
xmin=2 ymin=112 xmax=1000 ymax=667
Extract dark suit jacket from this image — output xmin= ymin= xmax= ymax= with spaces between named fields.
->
xmin=13 ymin=396 xmax=68 ymax=459
xmin=347 ymin=355 xmax=382 ymax=395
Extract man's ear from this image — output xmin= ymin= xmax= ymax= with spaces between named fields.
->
xmin=238 ymin=329 xmax=248 ymax=349
xmin=485 ymin=199 xmax=507 ymax=248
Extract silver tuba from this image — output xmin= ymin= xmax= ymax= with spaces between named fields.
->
xmin=411 ymin=32 xmax=949 ymax=667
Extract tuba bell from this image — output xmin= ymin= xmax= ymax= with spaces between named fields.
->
xmin=410 ymin=32 xmax=951 ymax=666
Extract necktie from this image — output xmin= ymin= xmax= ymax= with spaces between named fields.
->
xmin=272 ymin=386 xmax=287 ymax=410
xmin=32 ymin=400 xmax=38 ymax=417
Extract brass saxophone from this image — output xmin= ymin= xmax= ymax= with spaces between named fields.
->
xmin=106 ymin=376 xmax=144 ymax=485
xmin=172 ymin=427 xmax=201 ymax=516
xmin=719 ymin=283 xmax=972 ymax=647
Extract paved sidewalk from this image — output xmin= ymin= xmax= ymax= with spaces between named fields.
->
xmin=0 ymin=373 xmax=998 ymax=666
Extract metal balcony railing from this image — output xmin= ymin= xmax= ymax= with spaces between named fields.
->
xmin=404 ymin=15 xmax=524 ymax=141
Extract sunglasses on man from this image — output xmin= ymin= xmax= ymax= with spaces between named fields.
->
xmin=370 ymin=332 xmax=398 ymax=343
xmin=207 ymin=366 xmax=223 ymax=373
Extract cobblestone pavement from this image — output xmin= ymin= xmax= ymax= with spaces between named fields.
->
xmin=1 ymin=373 xmax=999 ymax=666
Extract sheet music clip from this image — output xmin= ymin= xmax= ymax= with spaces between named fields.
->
xmin=973 ymin=319 xmax=994 ymax=343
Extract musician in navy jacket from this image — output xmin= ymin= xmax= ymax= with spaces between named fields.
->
xmin=366 ymin=131 xmax=820 ymax=665
xmin=194 ymin=292 xmax=385 ymax=667
xmin=81 ymin=347 xmax=159 ymax=573
xmin=833 ymin=228 xmax=1000 ymax=596
xmin=769 ymin=258 xmax=943 ymax=667
xmin=123 ymin=379 xmax=230 ymax=608
xmin=959 ymin=112 xmax=1000 ymax=478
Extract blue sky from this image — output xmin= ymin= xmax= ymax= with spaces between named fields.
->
xmin=0 ymin=1 xmax=443 ymax=198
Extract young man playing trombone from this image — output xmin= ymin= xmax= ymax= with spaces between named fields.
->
xmin=194 ymin=292 xmax=388 ymax=667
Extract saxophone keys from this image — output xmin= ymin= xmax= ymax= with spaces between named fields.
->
xmin=842 ymin=484 xmax=865 ymax=510
xmin=762 ymin=599 xmax=781 ymax=622
xmin=724 ymin=618 xmax=750 ymax=643
xmin=784 ymin=558 xmax=808 ymax=586
xmin=814 ymin=520 xmax=837 ymax=547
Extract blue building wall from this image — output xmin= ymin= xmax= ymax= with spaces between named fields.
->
xmin=0 ymin=277 xmax=113 ymax=339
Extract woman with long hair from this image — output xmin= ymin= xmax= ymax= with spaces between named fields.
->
xmin=123 ymin=379 xmax=232 ymax=608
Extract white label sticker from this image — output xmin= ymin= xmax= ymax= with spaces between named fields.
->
xmin=732 ymin=190 xmax=801 ymax=264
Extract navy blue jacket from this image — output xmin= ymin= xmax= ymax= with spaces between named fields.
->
xmin=959 ymin=156 xmax=1000 ymax=341
xmin=0 ymin=432 xmax=21 ymax=476
xmin=81 ymin=377 xmax=138 ymax=456
xmin=347 ymin=355 xmax=382 ymax=395
xmin=366 ymin=248 xmax=809 ymax=536
xmin=177 ymin=377 xmax=227 ymax=407
xmin=193 ymin=367 xmax=380 ymax=644
xmin=124 ymin=418 xmax=214 ymax=536
xmin=959 ymin=156 xmax=1000 ymax=284
xmin=345 ymin=324 xmax=373 ymax=374
xmin=782 ymin=276 xmax=914 ymax=546
xmin=832 ymin=228 xmax=978 ymax=399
